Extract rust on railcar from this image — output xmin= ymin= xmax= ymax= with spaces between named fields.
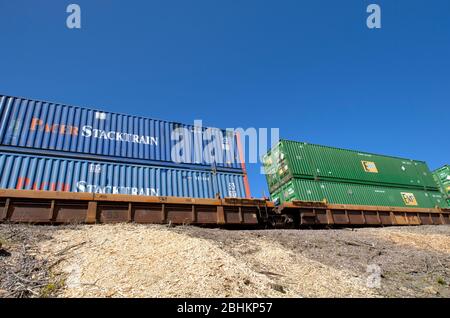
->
xmin=0 ymin=190 xmax=262 ymax=226
xmin=1 ymin=190 xmax=449 ymax=227
xmin=277 ymin=201 xmax=450 ymax=227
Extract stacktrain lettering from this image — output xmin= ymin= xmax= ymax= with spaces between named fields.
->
xmin=29 ymin=118 xmax=158 ymax=146
xmin=15 ymin=177 xmax=159 ymax=196
xmin=76 ymin=181 xmax=159 ymax=196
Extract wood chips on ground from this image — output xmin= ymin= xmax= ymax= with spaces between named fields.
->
xmin=367 ymin=228 xmax=450 ymax=254
xmin=2 ymin=224 xmax=448 ymax=298
xmin=39 ymin=224 xmax=376 ymax=298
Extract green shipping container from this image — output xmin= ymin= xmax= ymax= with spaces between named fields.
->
xmin=263 ymin=140 xmax=438 ymax=193
xmin=433 ymin=165 xmax=450 ymax=197
xmin=271 ymin=178 xmax=449 ymax=209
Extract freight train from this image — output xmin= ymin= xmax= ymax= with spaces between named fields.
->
xmin=0 ymin=94 xmax=449 ymax=227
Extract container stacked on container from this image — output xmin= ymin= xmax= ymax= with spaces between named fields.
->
xmin=263 ymin=140 xmax=448 ymax=209
xmin=0 ymin=94 xmax=250 ymax=199
xmin=433 ymin=165 xmax=450 ymax=204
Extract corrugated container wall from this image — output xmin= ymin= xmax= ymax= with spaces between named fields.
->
xmin=263 ymin=140 xmax=438 ymax=192
xmin=433 ymin=165 xmax=450 ymax=197
xmin=0 ymin=151 xmax=246 ymax=199
xmin=0 ymin=95 xmax=244 ymax=172
xmin=271 ymin=178 xmax=448 ymax=209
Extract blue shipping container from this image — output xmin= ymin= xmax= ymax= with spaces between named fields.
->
xmin=0 ymin=94 xmax=244 ymax=172
xmin=0 ymin=151 xmax=247 ymax=198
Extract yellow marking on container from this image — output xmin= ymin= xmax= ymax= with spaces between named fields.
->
xmin=401 ymin=192 xmax=418 ymax=206
xmin=361 ymin=161 xmax=379 ymax=173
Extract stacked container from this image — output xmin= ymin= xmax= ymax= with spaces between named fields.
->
xmin=433 ymin=165 xmax=450 ymax=204
xmin=263 ymin=140 xmax=448 ymax=209
xmin=0 ymin=94 xmax=250 ymax=199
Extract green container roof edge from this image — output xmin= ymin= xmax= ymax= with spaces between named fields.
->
xmin=433 ymin=165 xmax=450 ymax=174
xmin=266 ymin=139 xmax=430 ymax=164
xmin=263 ymin=139 xmax=438 ymax=193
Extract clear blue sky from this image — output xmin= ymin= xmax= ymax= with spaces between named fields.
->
xmin=0 ymin=0 xmax=449 ymax=197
